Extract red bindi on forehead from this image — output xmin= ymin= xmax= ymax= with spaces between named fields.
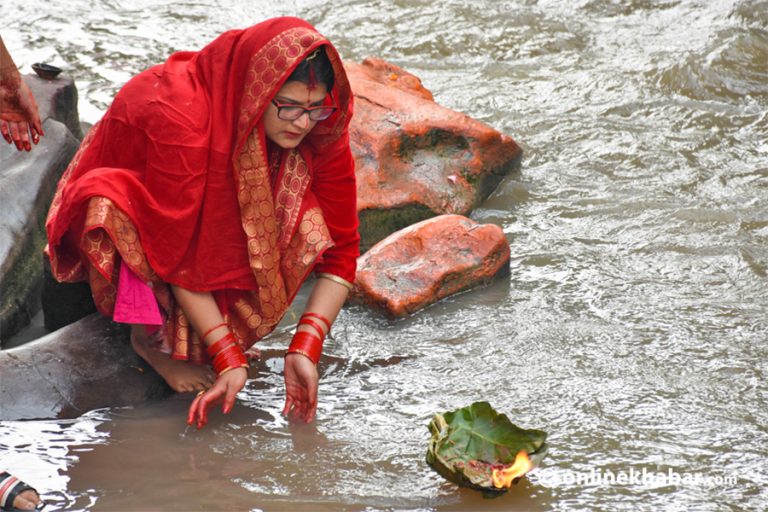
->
xmin=275 ymin=80 xmax=327 ymax=106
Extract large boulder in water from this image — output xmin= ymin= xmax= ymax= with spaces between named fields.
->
xmin=0 ymin=73 xmax=83 ymax=344
xmin=346 ymin=58 xmax=523 ymax=251
xmin=0 ymin=313 xmax=169 ymax=420
xmin=350 ymin=214 xmax=510 ymax=317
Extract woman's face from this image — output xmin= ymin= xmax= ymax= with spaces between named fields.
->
xmin=262 ymin=80 xmax=329 ymax=149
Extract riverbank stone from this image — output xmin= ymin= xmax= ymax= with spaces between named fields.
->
xmin=26 ymin=73 xmax=84 ymax=140
xmin=41 ymin=258 xmax=97 ymax=332
xmin=0 ymin=73 xmax=84 ymax=344
xmin=0 ymin=313 xmax=170 ymax=420
xmin=346 ymin=58 xmax=523 ymax=251
xmin=0 ymin=73 xmax=87 ymax=345
xmin=350 ymin=214 xmax=511 ymax=317
xmin=0 ymin=119 xmax=80 ymax=345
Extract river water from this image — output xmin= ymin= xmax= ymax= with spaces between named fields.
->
xmin=2 ymin=0 xmax=767 ymax=510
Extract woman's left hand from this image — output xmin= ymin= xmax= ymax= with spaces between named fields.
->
xmin=283 ymin=353 xmax=319 ymax=423
xmin=187 ymin=367 xmax=248 ymax=429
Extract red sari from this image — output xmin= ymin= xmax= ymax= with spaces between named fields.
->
xmin=45 ymin=17 xmax=359 ymax=363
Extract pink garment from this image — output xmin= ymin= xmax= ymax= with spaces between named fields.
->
xmin=113 ymin=262 xmax=163 ymax=330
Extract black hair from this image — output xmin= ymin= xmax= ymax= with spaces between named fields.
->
xmin=287 ymin=46 xmax=335 ymax=92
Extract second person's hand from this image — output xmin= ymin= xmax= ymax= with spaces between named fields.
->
xmin=1 ymin=78 xmax=44 ymax=151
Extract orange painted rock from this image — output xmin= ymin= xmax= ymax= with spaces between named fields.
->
xmin=351 ymin=214 xmax=510 ymax=317
xmin=345 ymin=58 xmax=523 ymax=251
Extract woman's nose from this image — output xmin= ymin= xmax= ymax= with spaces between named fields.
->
xmin=291 ymin=112 xmax=311 ymax=130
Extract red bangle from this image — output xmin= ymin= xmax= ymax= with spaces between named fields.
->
xmin=298 ymin=317 xmax=326 ymax=339
xmin=201 ymin=322 xmax=227 ymax=342
xmin=286 ymin=330 xmax=323 ymax=365
xmin=301 ymin=312 xmax=331 ymax=332
xmin=206 ymin=332 xmax=236 ymax=358
xmin=212 ymin=343 xmax=248 ymax=375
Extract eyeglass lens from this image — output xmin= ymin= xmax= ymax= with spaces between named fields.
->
xmin=279 ymin=106 xmax=335 ymax=121
xmin=272 ymin=100 xmax=336 ymax=121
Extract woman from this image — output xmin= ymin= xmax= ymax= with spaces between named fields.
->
xmin=45 ymin=17 xmax=359 ymax=428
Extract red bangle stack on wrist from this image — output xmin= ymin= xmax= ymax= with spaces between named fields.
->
xmin=302 ymin=312 xmax=331 ymax=332
xmin=286 ymin=312 xmax=332 ymax=365
xmin=201 ymin=321 xmax=227 ymax=342
xmin=206 ymin=331 xmax=248 ymax=376
xmin=298 ymin=317 xmax=325 ymax=339
xmin=287 ymin=331 xmax=323 ymax=364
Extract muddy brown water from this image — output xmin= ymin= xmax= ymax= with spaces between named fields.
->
xmin=2 ymin=0 xmax=767 ymax=510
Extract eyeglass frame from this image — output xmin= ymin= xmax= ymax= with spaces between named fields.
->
xmin=270 ymin=92 xmax=338 ymax=122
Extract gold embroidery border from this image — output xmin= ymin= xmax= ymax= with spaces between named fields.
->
xmin=45 ymin=122 xmax=102 ymax=282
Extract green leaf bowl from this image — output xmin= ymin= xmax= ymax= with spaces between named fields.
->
xmin=426 ymin=401 xmax=548 ymax=493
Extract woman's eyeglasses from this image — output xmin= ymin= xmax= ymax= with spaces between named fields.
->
xmin=271 ymin=100 xmax=337 ymax=121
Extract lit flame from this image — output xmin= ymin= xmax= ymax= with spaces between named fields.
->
xmin=491 ymin=451 xmax=533 ymax=489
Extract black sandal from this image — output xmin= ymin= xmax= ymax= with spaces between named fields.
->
xmin=0 ymin=472 xmax=44 ymax=511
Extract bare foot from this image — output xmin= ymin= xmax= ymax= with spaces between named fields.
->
xmin=131 ymin=326 xmax=216 ymax=393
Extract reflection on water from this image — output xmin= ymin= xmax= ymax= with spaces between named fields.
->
xmin=2 ymin=0 xmax=767 ymax=510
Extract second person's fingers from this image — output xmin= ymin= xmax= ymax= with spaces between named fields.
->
xmin=9 ymin=122 xmax=21 ymax=150
xmin=1 ymin=122 xmax=11 ymax=144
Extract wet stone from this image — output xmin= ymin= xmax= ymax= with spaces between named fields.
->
xmin=0 ymin=313 xmax=170 ymax=421
xmin=346 ymin=58 xmax=523 ymax=252
xmin=350 ymin=214 xmax=511 ymax=318
xmin=0 ymin=119 xmax=80 ymax=344
xmin=0 ymin=73 xmax=84 ymax=344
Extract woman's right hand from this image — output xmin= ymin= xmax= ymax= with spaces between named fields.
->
xmin=187 ymin=367 xmax=248 ymax=429
xmin=283 ymin=353 xmax=319 ymax=423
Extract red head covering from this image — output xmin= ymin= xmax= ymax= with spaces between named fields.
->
xmin=46 ymin=17 xmax=359 ymax=357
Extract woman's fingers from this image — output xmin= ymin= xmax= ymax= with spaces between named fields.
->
xmin=284 ymin=395 xmax=306 ymax=422
xmin=223 ymin=382 xmax=238 ymax=415
xmin=307 ymin=377 xmax=318 ymax=407
xmin=198 ymin=394 xmax=214 ymax=428
xmin=283 ymin=356 xmax=319 ymax=423
xmin=187 ymin=390 xmax=216 ymax=428
xmin=285 ymin=393 xmax=314 ymax=423
xmin=283 ymin=396 xmax=295 ymax=417
xmin=199 ymin=387 xmax=227 ymax=428
xmin=187 ymin=369 xmax=245 ymax=428
xmin=187 ymin=392 xmax=205 ymax=426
